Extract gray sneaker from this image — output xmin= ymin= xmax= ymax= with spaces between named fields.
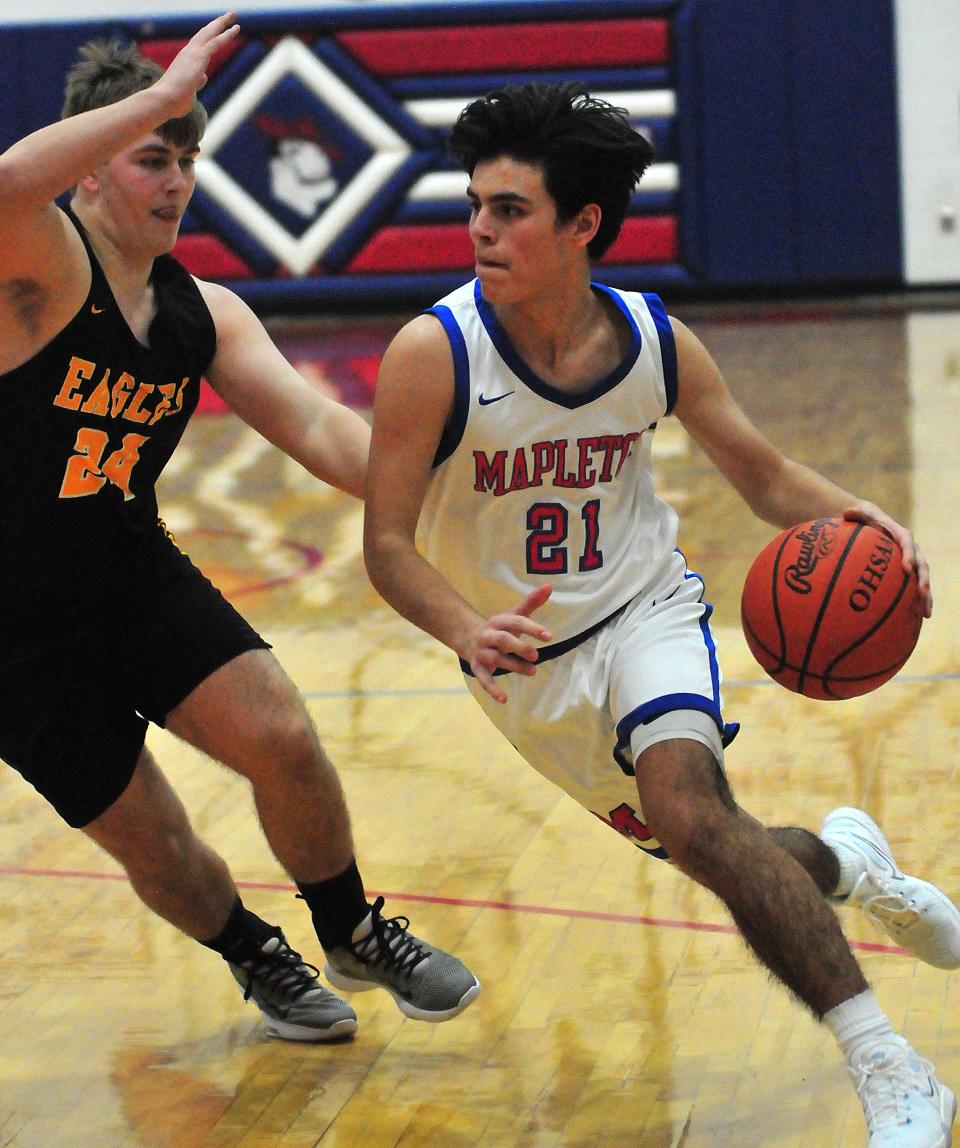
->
xmin=323 ymin=897 xmax=480 ymax=1022
xmin=229 ymin=932 xmax=358 ymax=1042
xmin=821 ymin=807 xmax=960 ymax=969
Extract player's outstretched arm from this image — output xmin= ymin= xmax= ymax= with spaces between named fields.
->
xmin=671 ymin=317 xmax=932 ymax=616
xmin=198 ymin=281 xmax=369 ymax=499
xmin=671 ymin=317 xmax=852 ymax=523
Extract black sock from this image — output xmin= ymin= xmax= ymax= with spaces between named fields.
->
xmin=199 ymin=895 xmax=279 ymax=963
xmin=297 ymin=859 xmax=369 ymax=951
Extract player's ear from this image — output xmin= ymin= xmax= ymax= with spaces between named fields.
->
xmin=571 ymin=203 xmax=601 ymax=249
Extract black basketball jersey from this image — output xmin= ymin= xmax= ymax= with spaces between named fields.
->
xmin=0 ymin=209 xmax=217 ymax=632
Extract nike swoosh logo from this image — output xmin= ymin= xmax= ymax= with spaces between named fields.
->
xmin=478 ymin=391 xmax=514 ymax=406
xmin=849 ymin=832 xmax=897 ymax=875
xmin=90 ymin=304 xmax=105 ymax=314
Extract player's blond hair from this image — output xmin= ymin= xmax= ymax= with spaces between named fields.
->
xmin=62 ymin=38 xmax=207 ymax=150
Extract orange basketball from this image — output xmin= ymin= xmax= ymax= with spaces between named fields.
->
xmin=740 ymin=517 xmax=923 ymax=700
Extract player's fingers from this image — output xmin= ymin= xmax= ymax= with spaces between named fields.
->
xmin=512 ymin=583 xmax=552 ymax=619
xmin=912 ymin=545 xmax=933 ymax=617
xmin=843 ymin=506 xmax=923 ymax=580
xmin=197 ymin=12 xmax=239 ymax=41
xmin=483 ymin=621 xmax=543 ymax=660
xmin=471 ymin=662 xmax=508 ymax=705
xmin=188 ymin=13 xmax=239 ymax=62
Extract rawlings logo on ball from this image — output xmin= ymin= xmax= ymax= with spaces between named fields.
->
xmin=783 ymin=518 xmax=837 ymax=594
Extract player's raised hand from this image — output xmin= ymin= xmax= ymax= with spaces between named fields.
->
xmin=467 ymin=584 xmax=553 ymax=704
xmin=153 ymin=13 xmax=240 ymax=119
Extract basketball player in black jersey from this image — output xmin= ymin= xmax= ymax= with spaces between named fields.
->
xmin=0 ymin=13 xmax=478 ymax=1043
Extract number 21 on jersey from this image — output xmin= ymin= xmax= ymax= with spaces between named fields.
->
xmin=526 ymin=498 xmax=603 ymax=574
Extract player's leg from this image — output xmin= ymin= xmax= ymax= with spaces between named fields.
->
xmin=636 ymin=737 xmax=864 ymax=1008
xmin=634 ymin=738 xmax=955 ymax=1145
xmin=83 ymin=743 xmax=237 ymax=938
xmin=613 ymin=561 xmax=955 ymax=1144
xmin=82 ymin=741 xmax=358 ymax=1042
xmin=769 ymin=814 xmax=960 ymax=971
xmin=141 ymin=527 xmax=479 ymax=1022
xmin=165 ymin=647 xmax=355 ymax=885
xmin=165 ymin=646 xmax=479 ymax=1023
xmin=0 ymin=621 xmax=356 ymax=1043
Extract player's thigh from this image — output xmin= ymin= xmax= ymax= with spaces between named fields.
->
xmin=608 ymin=571 xmax=729 ymax=764
xmin=129 ymin=538 xmax=271 ymax=728
xmin=123 ymin=539 xmax=313 ymax=775
xmin=165 ymin=648 xmax=319 ymax=778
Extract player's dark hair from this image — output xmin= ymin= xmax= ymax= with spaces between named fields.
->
xmin=447 ymin=81 xmax=655 ymax=259
xmin=61 ymin=38 xmax=206 ymax=150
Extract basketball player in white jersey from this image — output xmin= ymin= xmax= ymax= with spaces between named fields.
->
xmin=363 ymin=82 xmax=958 ymax=1145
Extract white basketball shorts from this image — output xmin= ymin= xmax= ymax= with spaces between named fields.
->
xmin=462 ymin=550 xmax=739 ymax=858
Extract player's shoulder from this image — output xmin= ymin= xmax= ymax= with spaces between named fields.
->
xmin=191 ymin=276 xmax=259 ymax=333
xmin=192 ymin=275 xmax=241 ymax=310
xmin=378 ymin=311 xmax=456 ymax=394
xmin=390 ymin=310 xmax=453 ymax=357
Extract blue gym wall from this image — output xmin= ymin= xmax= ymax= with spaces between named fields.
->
xmin=0 ymin=1 xmax=906 ymax=311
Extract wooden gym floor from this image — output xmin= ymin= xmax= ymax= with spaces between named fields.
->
xmin=1 ymin=295 xmax=958 ymax=1147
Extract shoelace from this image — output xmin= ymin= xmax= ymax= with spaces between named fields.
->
xmin=351 ymin=896 xmax=431 ymax=978
xmin=849 ymin=1046 xmax=934 ymax=1131
xmin=239 ymin=939 xmax=321 ymax=1002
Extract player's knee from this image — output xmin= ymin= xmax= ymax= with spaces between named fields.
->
xmin=636 ymin=742 xmax=737 ymax=872
xmin=653 ymin=801 xmax=738 ymax=876
xmin=237 ymin=705 xmax=325 ymax=786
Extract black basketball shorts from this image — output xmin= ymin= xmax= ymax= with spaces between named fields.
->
xmin=0 ymin=535 xmax=270 ymax=828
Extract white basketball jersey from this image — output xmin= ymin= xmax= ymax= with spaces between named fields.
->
xmin=419 ymin=279 xmax=681 ymax=647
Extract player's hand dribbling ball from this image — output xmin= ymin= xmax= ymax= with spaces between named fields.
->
xmin=740 ymin=517 xmax=924 ymax=700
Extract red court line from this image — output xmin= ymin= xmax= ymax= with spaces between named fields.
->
xmin=0 ymin=865 xmax=905 ymax=957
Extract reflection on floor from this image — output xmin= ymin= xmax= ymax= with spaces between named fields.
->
xmin=1 ymin=295 xmax=959 ymax=1147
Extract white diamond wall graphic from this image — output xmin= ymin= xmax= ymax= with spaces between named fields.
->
xmin=196 ymin=37 xmax=411 ymax=276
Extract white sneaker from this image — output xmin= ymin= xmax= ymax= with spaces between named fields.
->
xmin=821 ymin=808 xmax=960 ymax=969
xmin=849 ymin=1036 xmax=956 ymax=1147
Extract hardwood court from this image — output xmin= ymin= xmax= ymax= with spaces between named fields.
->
xmin=1 ymin=297 xmax=958 ymax=1147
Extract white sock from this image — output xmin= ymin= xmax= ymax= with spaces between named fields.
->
xmin=828 ymin=839 xmax=866 ymax=899
xmin=823 ymin=988 xmax=896 ymax=1061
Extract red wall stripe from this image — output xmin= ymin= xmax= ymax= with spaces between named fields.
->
xmin=346 ymin=216 xmax=678 ymax=274
xmin=336 ymin=19 xmax=671 ymax=76
xmin=602 ymin=216 xmax=678 ymax=265
xmin=348 ymin=223 xmax=473 ymax=271
xmin=174 ymin=234 xmax=254 ymax=279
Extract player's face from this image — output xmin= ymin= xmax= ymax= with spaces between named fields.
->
xmin=94 ymin=133 xmax=198 ymax=255
xmin=467 ymin=156 xmax=580 ymax=303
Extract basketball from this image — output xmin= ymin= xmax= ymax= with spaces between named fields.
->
xmin=740 ymin=517 xmax=923 ymax=700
